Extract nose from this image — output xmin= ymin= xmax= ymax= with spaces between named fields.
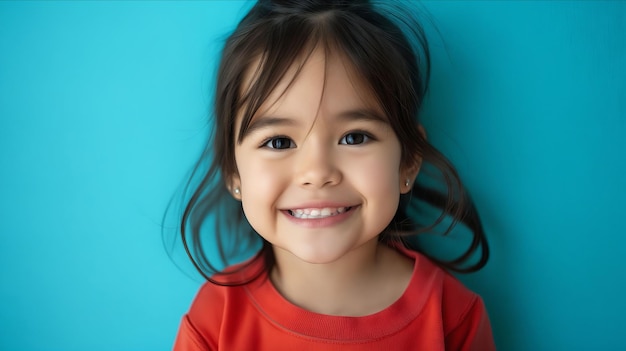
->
xmin=294 ymin=139 xmax=342 ymax=188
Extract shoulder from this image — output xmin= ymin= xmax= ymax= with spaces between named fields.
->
xmin=399 ymin=245 xmax=483 ymax=324
xmin=439 ymin=270 xmax=482 ymax=331
xmin=440 ymin=273 xmax=495 ymax=350
xmin=187 ymin=281 xmax=230 ymax=320
xmin=399 ymin=246 xmax=477 ymax=305
xmin=412 ymin=250 xmax=487 ymax=332
xmin=429 ymin=263 xmax=495 ymax=350
xmin=175 ymin=258 xmax=266 ymax=350
xmin=175 ymin=281 xmax=236 ymax=349
xmin=188 ymin=256 xmax=265 ymax=322
xmin=400 ymin=247 xmax=495 ymax=350
xmin=173 ymin=282 xmax=229 ymax=351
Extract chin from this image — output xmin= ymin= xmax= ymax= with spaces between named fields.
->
xmin=286 ymin=247 xmax=351 ymax=265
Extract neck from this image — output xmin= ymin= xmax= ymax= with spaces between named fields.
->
xmin=270 ymin=241 xmax=413 ymax=316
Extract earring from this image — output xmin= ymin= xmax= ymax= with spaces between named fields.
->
xmin=234 ymin=187 xmax=240 ymax=195
xmin=405 ymin=179 xmax=410 ymax=187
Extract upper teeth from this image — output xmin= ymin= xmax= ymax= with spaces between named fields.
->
xmin=290 ymin=207 xmax=349 ymax=219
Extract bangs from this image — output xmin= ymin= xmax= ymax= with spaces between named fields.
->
xmin=234 ymin=15 xmax=325 ymax=144
xmin=231 ymin=7 xmax=420 ymax=154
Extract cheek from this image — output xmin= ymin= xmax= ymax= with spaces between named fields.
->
xmin=236 ymin=152 xmax=286 ymax=210
xmin=240 ymin=161 xmax=282 ymax=191
xmin=347 ymin=149 xmax=402 ymax=192
xmin=345 ymin=147 xmax=402 ymax=222
xmin=236 ymin=154 xmax=282 ymax=234
xmin=367 ymin=163 xmax=401 ymax=207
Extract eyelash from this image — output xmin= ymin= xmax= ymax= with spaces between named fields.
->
xmin=339 ymin=131 xmax=374 ymax=145
xmin=261 ymin=136 xmax=295 ymax=150
xmin=260 ymin=131 xmax=375 ymax=150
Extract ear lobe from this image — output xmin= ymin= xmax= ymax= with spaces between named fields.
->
xmin=400 ymin=160 xmax=422 ymax=194
xmin=227 ymin=174 xmax=242 ymax=200
xmin=400 ymin=124 xmax=426 ymax=194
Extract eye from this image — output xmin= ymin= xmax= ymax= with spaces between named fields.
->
xmin=339 ymin=132 xmax=371 ymax=145
xmin=262 ymin=136 xmax=295 ymax=149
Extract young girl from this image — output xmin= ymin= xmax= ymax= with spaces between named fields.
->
xmin=172 ymin=0 xmax=495 ymax=349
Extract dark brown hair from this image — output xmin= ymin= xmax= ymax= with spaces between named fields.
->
xmin=168 ymin=0 xmax=489 ymax=284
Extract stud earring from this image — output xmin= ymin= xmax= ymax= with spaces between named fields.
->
xmin=234 ymin=187 xmax=240 ymax=195
xmin=405 ymin=179 xmax=410 ymax=187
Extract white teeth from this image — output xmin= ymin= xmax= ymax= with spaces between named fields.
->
xmin=289 ymin=207 xmax=350 ymax=219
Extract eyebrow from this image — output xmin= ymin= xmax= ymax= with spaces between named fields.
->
xmin=243 ymin=116 xmax=298 ymax=139
xmin=242 ymin=108 xmax=387 ymax=140
xmin=337 ymin=108 xmax=388 ymax=124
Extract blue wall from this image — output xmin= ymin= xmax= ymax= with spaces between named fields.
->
xmin=1 ymin=1 xmax=624 ymax=350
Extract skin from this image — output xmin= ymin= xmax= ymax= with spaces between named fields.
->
xmin=230 ymin=48 xmax=420 ymax=316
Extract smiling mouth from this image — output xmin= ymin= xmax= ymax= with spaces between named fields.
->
xmin=287 ymin=207 xmax=353 ymax=219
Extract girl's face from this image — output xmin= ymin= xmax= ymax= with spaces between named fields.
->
xmin=232 ymin=49 xmax=414 ymax=264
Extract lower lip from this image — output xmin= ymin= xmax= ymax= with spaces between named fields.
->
xmin=281 ymin=206 xmax=358 ymax=228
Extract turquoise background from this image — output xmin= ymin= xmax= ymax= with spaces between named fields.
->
xmin=1 ymin=1 xmax=624 ymax=350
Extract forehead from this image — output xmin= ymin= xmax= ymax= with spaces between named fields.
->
xmin=240 ymin=46 xmax=384 ymax=124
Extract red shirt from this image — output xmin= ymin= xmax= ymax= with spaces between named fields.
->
xmin=174 ymin=246 xmax=496 ymax=350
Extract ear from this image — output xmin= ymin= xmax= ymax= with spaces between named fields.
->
xmin=227 ymin=173 xmax=242 ymax=200
xmin=400 ymin=124 xmax=426 ymax=194
xmin=399 ymin=160 xmax=422 ymax=194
